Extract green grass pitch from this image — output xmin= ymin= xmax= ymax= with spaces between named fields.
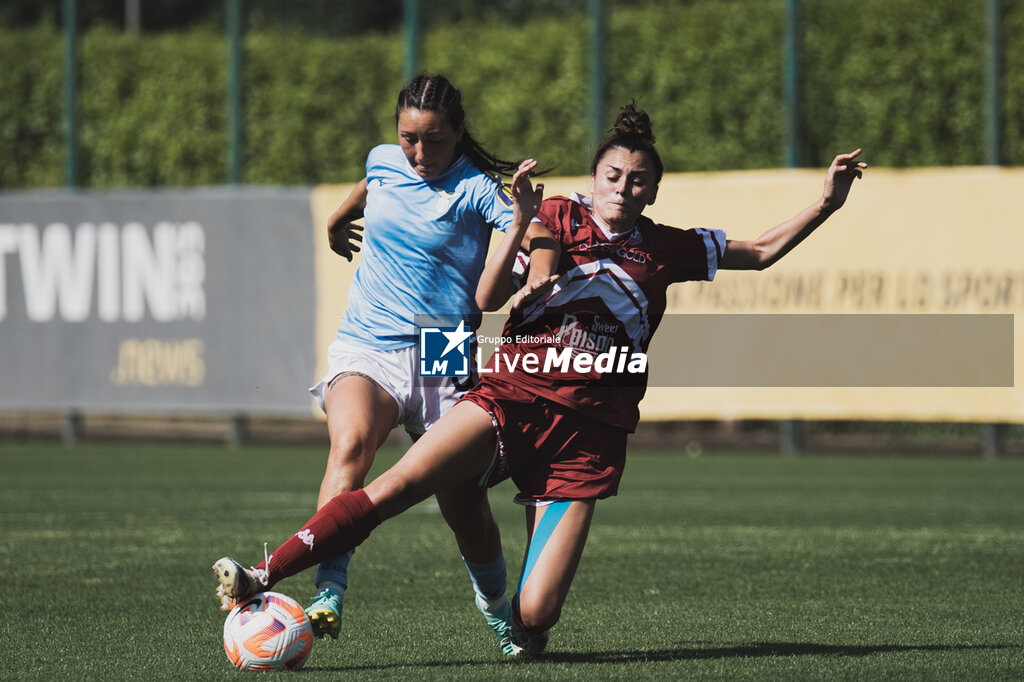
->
xmin=2 ymin=442 xmax=1022 ymax=679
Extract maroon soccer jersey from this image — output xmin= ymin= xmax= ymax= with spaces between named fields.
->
xmin=478 ymin=193 xmax=726 ymax=431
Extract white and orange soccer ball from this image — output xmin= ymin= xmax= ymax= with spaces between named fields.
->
xmin=222 ymin=592 xmax=314 ymax=671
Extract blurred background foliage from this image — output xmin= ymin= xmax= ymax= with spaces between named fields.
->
xmin=0 ymin=0 xmax=1020 ymax=188
xmin=0 ymin=0 xmax=626 ymax=33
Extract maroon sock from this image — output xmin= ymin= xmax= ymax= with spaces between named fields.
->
xmin=255 ymin=489 xmax=381 ymax=587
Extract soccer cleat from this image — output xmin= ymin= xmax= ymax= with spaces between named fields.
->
xmin=510 ymin=617 xmax=549 ymax=656
xmin=476 ymin=594 xmax=521 ymax=657
xmin=305 ymin=587 xmax=343 ymax=640
xmin=212 ymin=557 xmax=269 ymax=611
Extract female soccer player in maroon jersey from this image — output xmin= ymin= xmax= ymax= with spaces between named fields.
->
xmin=214 ymin=104 xmax=865 ymax=655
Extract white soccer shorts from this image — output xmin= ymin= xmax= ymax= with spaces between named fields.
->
xmin=309 ymin=339 xmax=476 ymax=436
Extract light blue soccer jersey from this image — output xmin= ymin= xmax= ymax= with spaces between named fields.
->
xmin=338 ymin=144 xmax=514 ymax=349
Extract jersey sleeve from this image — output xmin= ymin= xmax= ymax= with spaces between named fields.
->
xmin=510 ymin=249 xmax=530 ymax=291
xmin=364 ymin=144 xmax=392 ymax=182
xmin=534 ymin=196 xmax=572 ymax=243
xmin=473 ymin=177 xmax=515 ymax=233
xmin=668 ymin=226 xmax=727 ymax=282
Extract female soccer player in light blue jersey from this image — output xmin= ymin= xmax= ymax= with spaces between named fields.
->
xmin=306 ymin=74 xmax=554 ymax=654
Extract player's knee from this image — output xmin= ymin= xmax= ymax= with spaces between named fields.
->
xmin=517 ymin=590 xmax=562 ymax=632
xmin=328 ymin=430 xmax=377 ymax=470
xmin=363 ymin=469 xmax=426 ymax=520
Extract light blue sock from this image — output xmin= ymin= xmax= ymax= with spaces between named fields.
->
xmin=314 ymin=549 xmax=353 ymax=596
xmin=463 ymin=550 xmax=508 ymax=603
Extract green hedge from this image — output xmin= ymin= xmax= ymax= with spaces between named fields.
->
xmin=1 ymin=0 xmax=1020 ymax=189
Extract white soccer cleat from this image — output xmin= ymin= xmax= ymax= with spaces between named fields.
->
xmin=212 ymin=557 xmax=269 ymax=611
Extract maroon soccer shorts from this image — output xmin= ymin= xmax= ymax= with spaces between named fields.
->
xmin=460 ymin=379 xmax=628 ymax=501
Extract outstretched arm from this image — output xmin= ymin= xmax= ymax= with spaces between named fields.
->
xmin=719 ymin=149 xmax=866 ymax=270
xmin=476 ymin=159 xmax=560 ymax=311
xmin=326 ymin=178 xmax=367 ymax=262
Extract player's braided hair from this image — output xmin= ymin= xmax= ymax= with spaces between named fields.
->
xmin=590 ymin=102 xmax=665 ymax=184
xmin=396 ymin=74 xmax=525 ymax=182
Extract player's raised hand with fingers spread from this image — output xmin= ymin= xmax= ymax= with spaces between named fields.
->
xmin=821 ymin=148 xmax=867 ymax=214
xmin=475 ymin=158 xmax=559 ymax=312
xmin=510 ymin=158 xmax=544 ymax=228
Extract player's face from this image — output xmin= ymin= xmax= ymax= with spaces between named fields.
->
xmin=397 ymin=108 xmax=464 ymax=180
xmin=589 ymin=147 xmax=659 ymax=232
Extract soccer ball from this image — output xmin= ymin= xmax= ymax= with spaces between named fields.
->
xmin=222 ymin=592 xmax=314 ymax=671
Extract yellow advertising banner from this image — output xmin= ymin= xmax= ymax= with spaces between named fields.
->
xmin=311 ymin=167 xmax=1023 ymax=424
xmin=310 ymin=184 xmax=356 ymax=397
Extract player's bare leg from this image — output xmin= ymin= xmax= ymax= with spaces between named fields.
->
xmin=436 ymin=478 xmax=515 ymax=654
xmin=512 ymin=499 xmax=596 ymax=654
xmin=436 ymin=478 xmax=502 ymax=565
xmin=365 ymin=401 xmax=507 ymax=652
xmin=365 ymin=401 xmax=496 ymax=519
xmin=307 ymin=374 xmax=398 ymax=639
xmin=318 ymin=373 xmax=399 ymax=508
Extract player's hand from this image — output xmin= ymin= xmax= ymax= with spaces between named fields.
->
xmin=511 ymin=274 xmax=559 ymax=311
xmin=510 ymin=158 xmax=544 ymax=228
xmin=328 ymin=221 xmax=363 ymax=261
xmin=821 ymin=149 xmax=866 ymax=214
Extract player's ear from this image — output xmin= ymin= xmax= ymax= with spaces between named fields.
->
xmin=589 ymin=175 xmax=596 ymax=195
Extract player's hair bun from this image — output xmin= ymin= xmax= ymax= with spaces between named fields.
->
xmin=590 ymin=100 xmax=664 ymax=183
xmin=612 ymin=102 xmax=655 ymax=144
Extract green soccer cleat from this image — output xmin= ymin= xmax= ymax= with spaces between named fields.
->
xmin=212 ymin=557 xmax=268 ymax=611
xmin=305 ymin=587 xmax=343 ymax=639
xmin=476 ymin=594 xmax=521 ymax=657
